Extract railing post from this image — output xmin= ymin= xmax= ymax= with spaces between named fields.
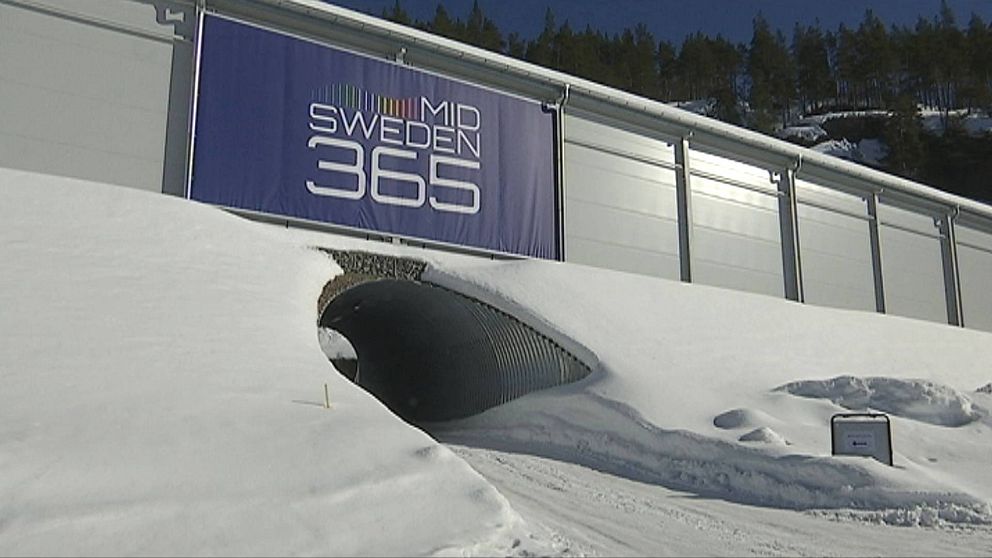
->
xmin=867 ymin=193 xmax=886 ymax=314
xmin=777 ymin=166 xmax=804 ymax=302
xmin=674 ymin=135 xmax=693 ymax=283
xmin=938 ymin=212 xmax=964 ymax=327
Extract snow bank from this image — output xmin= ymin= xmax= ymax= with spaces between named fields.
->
xmin=436 ymin=390 xmax=991 ymax=525
xmin=810 ymin=137 xmax=887 ymax=166
xmin=811 ymin=138 xmax=859 ymax=160
xmin=922 ymin=109 xmax=992 ymax=136
xmin=778 ymin=376 xmax=987 ymax=427
xmin=798 ymin=110 xmax=890 ymax=125
xmin=669 ymin=98 xmax=714 ymax=116
xmin=426 ymin=258 xmax=992 ymax=526
xmin=5 ymin=165 xmax=992 ymax=554
xmin=777 ymin=124 xmax=828 ymax=144
xmin=0 ymin=169 xmax=546 ymax=556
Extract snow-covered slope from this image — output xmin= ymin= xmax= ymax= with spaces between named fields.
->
xmin=427 ymin=257 xmax=992 ymax=525
xmin=2 ymin=168 xmax=992 ymax=555
xmin=0 ymin=169 xmax=535 ymax=556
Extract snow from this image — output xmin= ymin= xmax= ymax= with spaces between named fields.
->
xmin=811 ymin=138 xmax=860 ymax=160
xmin=447 ymin=445 xmax=992 ymax=556
xmin=798 ymin=110 xmax=890 ymax=125
xmin=3 ymin=166 xmax=992 ymax=555
xmin=921 ymin=108 xmax=992 ymax=137
xmin=0 ymin=169 xmax=539 ymax=556
xmin=738 ymin=426 xmax=790 ymax=445
xmin=777 ymin=124 xmax=828 ymax=144
xmin=317 ymin=327 xmax=357 ymax=359
xmin=669 ymin=98 xmax=714 ymax=116
xmin=810 ymin=137 xmax=887 ymax=166
xmin=778 ymin=376 xmax=986 ymax=427
xmin=713 ymin=407 xmax=775 ymax=430
xmin=425 ymin=258 xmax=992 ymax=524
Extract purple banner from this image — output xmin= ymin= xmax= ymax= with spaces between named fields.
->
xmin=190 ymin=15 xmax=558 ymax=259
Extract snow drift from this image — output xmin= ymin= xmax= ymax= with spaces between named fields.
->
xmin=2 ymin=167 xmax=992 ymax=555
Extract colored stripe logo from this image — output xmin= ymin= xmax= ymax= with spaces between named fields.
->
xmin=312 ymin=83 xmax=421 ymax=120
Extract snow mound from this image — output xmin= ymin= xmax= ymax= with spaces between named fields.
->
xmin=777 ymin=376 xmax=985 ymax=427
xmin=777 ymin=125 xmax=828 ymax=144
xmin=669 ymin=99 xmax=713 ymax=116
xmin=738 ymin=427 xmax=789 ymax=445
xmin=809 ymin=137 xmax=887 ymax=165
xmin=811 ymin=138 xmax=859 ymax=160
xmin=713 ymin=408 xmax=771 ymax=429
xmin=0 ymin=169 xmax=548 ymax=556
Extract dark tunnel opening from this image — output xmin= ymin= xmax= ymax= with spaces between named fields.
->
xmin=318 ymin=268 xmax=592 ymax=423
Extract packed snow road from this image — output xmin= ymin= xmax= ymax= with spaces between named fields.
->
xmin=444 ymin=443 xmax=992 ymax=557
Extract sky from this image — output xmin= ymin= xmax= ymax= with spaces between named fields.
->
xmin=326 ymin=0 xmax=992 ymax=45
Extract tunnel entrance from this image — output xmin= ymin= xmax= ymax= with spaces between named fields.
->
xmin=317 ymin=250 xmax=592 ymax=423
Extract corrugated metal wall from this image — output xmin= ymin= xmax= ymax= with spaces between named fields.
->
xmin=321 ymin=277 xmax=592 ymax=422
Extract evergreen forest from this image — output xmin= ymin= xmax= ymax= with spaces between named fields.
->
xmin=378 ymin=0 xmax=992 ymax=203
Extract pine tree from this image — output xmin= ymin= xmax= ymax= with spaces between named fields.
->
xmin=629 ymin=23 xmax=659 ymax=98
xmin=464 ymin=0 xmax=503 ymax=52
xmin=507 ymin=32 xmax=526 ymax=58
xmin=525 ymin=8 xmax=557 ymax=67
xmin=883 ymin=94 xmax=926 ymax=178
xmin=935 ymin=0 xmax=966 ymax=120
xmin=381 ymin=0 xmax=411 ymax=26
xmin=793 ymin=22 xmax=833 ymax=113
xmin=678 ymin=32 xmax=716 ymax=101
xmin=856 ymin=10 xmax=897 ymax=108
xmin=427 ymin=4 xmax=461 ymax=42
xmin=964 ymin=14 xmax=992 ymax=112
xmin=656 ymin=40 xmax=678 ymax=100
xmin=748 ymin=14 xmax=795 ymax=130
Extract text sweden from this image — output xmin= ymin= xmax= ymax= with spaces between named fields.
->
xmin=306 ymin=97 xmax=483 ymax=215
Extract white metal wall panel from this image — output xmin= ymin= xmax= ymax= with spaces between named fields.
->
xmin=566 ymin=115 xmax=678 ymax=165
xmin=796 ymin=180 xmax=875 ymax=312
xmin=957 ymin=225 xmax=992 ymax=332
xmin=0 ymin=1 xmax=177 ymax=192
xmin=689 ymin=154 xmax=783 ymax=298
xmin=877 ymin=204 xmax=947 ymax=323
xmin=690 ymin=149 xmax=776 ymax=192
xmin=563 ymin=115 xmax=680 ymax=280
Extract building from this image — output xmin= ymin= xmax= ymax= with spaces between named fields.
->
xmin=3 ymin=0 xmax=992 ymax=330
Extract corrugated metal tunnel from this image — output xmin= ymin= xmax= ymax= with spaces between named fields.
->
xmin=318 ymin=250 xmax=592 ymax=423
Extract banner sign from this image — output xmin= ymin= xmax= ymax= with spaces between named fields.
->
xmin=190 ymin=15 xmax=558 ymax=259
